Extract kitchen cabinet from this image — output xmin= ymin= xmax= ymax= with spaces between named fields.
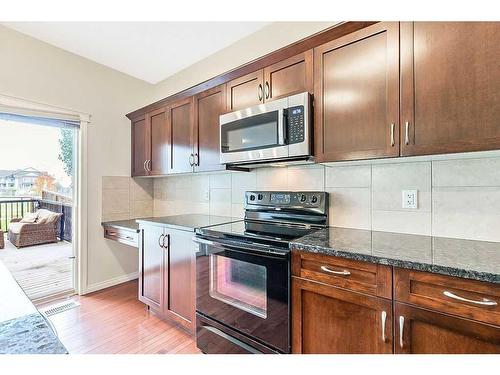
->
xmin=314 ymin=21 xmax=400 ymax=162
xmin=138 ymin=223 xmax=196 ymax=333
xmin=131 ymin=115 xmax=150 ymax=177
xmin=149 ymin=107 xmax=169 ymax=175
xmin=292 ymin=277 xmax=393 ymax=354
xmin=226 ymin=50 xmax=313 ymax=112
xmin=395 ymin=303 xmax=500 ymax=354
xmin=168 ymin=97 xmax=194 ymax=174
xmin=193 ymin=85 xmax=226 ymax=172
xmin=401 ymin=22 xmax=500 ymax=156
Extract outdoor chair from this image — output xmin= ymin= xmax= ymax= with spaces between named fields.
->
xmin=8 ymin=209 xmax=62 ymax=248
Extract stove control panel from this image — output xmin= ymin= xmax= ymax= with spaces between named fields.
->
xmin=245 ymin=191 xmax=327 ymax=209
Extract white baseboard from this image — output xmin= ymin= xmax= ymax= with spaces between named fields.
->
xmin=83 ymin=272 xmax=138 ymax=294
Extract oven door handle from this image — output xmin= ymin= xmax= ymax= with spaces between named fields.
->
xmin=193 ymin=236 xmax=286 ymax=257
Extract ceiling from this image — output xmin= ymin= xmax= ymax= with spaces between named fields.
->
xmin=2 ymin=22 xmax=270 ymax=84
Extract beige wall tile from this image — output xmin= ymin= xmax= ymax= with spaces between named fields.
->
xmin=102 ymin=188 xmax=129 ymax=216
xmin=372 ymin=210 xmax=431 ymax=235
xmin=256 ymin=167 xmax=288 ymax=190
xmin=433 ymin=157 xmax=500 ymax=187
xmin=130 ymin=200 xmax=153 ymax=219
xmin=325 ymin=165 xmax=371 ymax=188
xmin=209 ymin=172 xmax=231 ymax=189
xmin=231 ymin=203 xmax=245 ymax=218
xmin=432 ymin=187 xmax=500 ymax=242
xmin=372 ymin=162 xmax=431 ymax=211
xmin=327 ymin=187 xmax=371 ymax=230
xmin=102 ymin=176 xmax=130 ymax=190
xmin=209 ymin=188 xmax=232 ymax=216
xmin=101 ymin=212 xmax=130 ymax=222
xmin=153 ymin=199 xmax=175 ymax=217
xmin=231 ymin=171 xmax=256 ymax=204
xmin=287 ymin=165 xmax=324 ymax=191
xmin=130 ymin=178 xmax=153 ymax=201
xmin=191 ymin=174 xmax=210 ymax=203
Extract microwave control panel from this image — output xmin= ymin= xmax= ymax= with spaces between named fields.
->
xmin=287 ymin=106 xmax=305 ymax=144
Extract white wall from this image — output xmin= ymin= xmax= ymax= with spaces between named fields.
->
xmin=152 ymin=152 xmax=500 ymax=243
xmin=0 ymin=25 xmax=153 ymax=291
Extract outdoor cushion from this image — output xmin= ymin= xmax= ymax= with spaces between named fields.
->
xmin=20 ymin=212 xmax=38 ymax=223
xmin=8 ymin=222 xmax=25 ymax=234
xmin=36 ymin=209 xmax=59 ymax=224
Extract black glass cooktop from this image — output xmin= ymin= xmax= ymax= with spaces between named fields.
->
xmin=196 ymin=219 xmax=323 ymax=246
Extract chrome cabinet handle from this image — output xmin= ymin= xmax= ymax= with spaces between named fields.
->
xmin=399 ymin=316 xmax=405 ymax=348
xmin=381 ymin=311 xmax=387 ymax=343
xmin=258 ymin=84 xmax=263 ymax=101
xmin=264 ymin=81 xmax=270 ymax=99
xmin=162 ymin=234 xmax=169 ymax=250
xmin=320 ymin=265 xmax=351 ymax=276
xmin=146 ymin=159 xmax=151 ymax=171
xmin=158 ymin=234 xmax=164 ymax=248
xmin=443 ymin=291 xmax=497 ymax=306
xmin=189 ymin=154 xmax=194 ymax=167
xmin=405 ymin=121 xmax=410 ymax=145
xmin=194 ymin=153 xmax=199 ymax=166
xmin=390 ymin=123 xmax=395 ymax=147
xmin=143 ymin=160 xmax=148 ymax=172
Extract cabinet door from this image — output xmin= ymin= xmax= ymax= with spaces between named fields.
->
xmin=131 ymin=115 xmax=150 ymax=176
xmin=395 ymin=303 xmax=500 ymax=354
xmin=149 ymin=107 xmax=169 ymax=175
xmin=163 ymin=228 xmax=196 ymax=333
xmin=168 ymin=97 xmax=194 ymax=174
xmin=401 ymin=22 xmax=500 ymax=156
xmin=263 ymin=50 xmax=313 ymax=102
xmin=226 ymin=70 xmax=264 ymax=112
xmin=193 ymin=85 xmax=225 ymax=173
xmin=292 ymin=277 xmax=393 ymax=354
xmin=314 ymin=22 xmax=400 ymax=162
xmin=138 ymin=225 xmax=164 ymax=311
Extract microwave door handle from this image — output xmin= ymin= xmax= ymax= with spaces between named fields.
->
xmin=278 ymin=108 xmax=286 ymax=145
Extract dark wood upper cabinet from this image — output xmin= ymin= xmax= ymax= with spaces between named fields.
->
xmin=131 ymin=115 xmax=150 ymax=177
xmin=292 ymin=277 xmax=393 ymax=354
xmin=395 ymin=303 xmax=500 ymax=354
xmin=193 ymin=85 xmax=225 ymax=172
xmin=263 ymin=50 xmax=313 ymax=101
xmin=149 ymin=107 xmax=169 ymax=175
xmin=226 ymin=70 xmax=264 ymax=112
xmin=138 ymin=225 xmax=164 ymax=311
xmin=401 ymin=22 xmax=500 ymax=156
xmin=314 ymin=22 xmax=400 ymax=162
xmin=168 ymin=97 xmax=194 ymax=174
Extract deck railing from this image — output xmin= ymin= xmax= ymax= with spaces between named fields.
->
xmin=0 ymin=197 xmax=72 ymax=242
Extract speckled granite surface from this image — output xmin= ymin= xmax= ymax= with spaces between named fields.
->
xmin=0 ymin=313 xmax=67 ymax=354
xmin=290 ymin=227 xmax=500 ymax=284
xmin=136 ymin=214 xmax=237 ymax=232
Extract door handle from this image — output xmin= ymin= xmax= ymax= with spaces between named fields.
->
xmin=264 ymin=81 xmax=270 ymax=99
xmin=162 ymin=234 xmax=169 ymax=250
xmin=399 ymin=316 xmax=405 ymax=348
xmin=194 ymin=153 xmax=199 ymax=166
xmin=390 ymin=123 xmax=395 ymax=147
xmin=189 ymin=154 xmax=194 ymax=167
xmin=405 ymin=121 xmax=410 ymax=145
xmin=443 ymin=291 xmax=497 ymax=306
xmin=146 ymin=159 xmax=151 ymax=171
xmin=320 ymin=265 xmax=350 ymax=276
xmin=381 ymin=310 xmax=387 ymax=343
xmin=258 ymin=84 xmax=263 ymax=101
xmin=158 ymin=234 xmax=165 ymax=248
xmin=143 ymin=160 xmax=148 ymax=172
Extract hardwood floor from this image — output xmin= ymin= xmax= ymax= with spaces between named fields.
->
xmin=41 ymin=280 xmax=200 ymax=354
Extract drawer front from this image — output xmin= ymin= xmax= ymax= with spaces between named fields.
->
xmin=394 ymin=268 xmax=500 ymax=326
xmin=292 ymin=251 xmax=392 ymax=298
xmin=104 ymin=226 xmax=139 ymax=247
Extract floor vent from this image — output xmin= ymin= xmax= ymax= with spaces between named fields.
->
xmin=40 ymin=300 xmax=80 ymax=317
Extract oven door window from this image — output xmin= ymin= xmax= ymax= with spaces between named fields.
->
xmin=221 ymin=111 xmax=279 ymax=153
xmin=209 ymin=254 xmax=267 ymax=318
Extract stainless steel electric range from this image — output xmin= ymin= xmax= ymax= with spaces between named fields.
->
xmin=194 ymin=190 xmax=328 ymax=354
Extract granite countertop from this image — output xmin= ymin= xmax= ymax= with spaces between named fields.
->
xmin=101 ymin=219 xmax=140 ymax=232
xmin=136 ymin=214 xmax=238 ymax=232
xmin=290 ymin=227 xmax=500 ymax=284
xmin=0 ymin=261 xmax=67 ymax=354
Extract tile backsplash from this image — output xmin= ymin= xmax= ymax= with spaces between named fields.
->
xmin=102 ymin=153 xmax=500 ymax=243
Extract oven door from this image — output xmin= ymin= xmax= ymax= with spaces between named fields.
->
xmin=219 ymin=98 xmax=289 ymax=164
xmin=195 ymin=236 xmax=290 ymax=353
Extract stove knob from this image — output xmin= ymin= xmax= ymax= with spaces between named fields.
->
xmin=311 ymin=195 xmax=318 ymax=204
xmin=257 ymin=193 xmax=264 ymax=200
xmin=300 ymin=194 xmax=307 ymax=203
xmin=249 ymin=194 xmax=256 ymax=201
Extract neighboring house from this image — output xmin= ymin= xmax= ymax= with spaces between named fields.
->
xmin=0 ymin=167 xmax=44 ymax=196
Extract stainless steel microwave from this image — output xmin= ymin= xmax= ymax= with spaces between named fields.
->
xmin=219 ymin=92 xmax=312 ymax=166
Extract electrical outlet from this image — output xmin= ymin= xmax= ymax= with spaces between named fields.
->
xmin=402 ymin=190 xmax=418 ymax=209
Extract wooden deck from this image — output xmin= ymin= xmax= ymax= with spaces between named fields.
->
xmin=40 ymin=280 xmax=199 ymax=354
xmin=0 ymin=236 xmax=73 ymax=301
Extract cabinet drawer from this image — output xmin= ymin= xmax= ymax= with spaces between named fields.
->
xmin=292 ymin=251 xmax=392 ymax=299
xmin=104 ymin=226 xmax=138 ymax=247
xmin=394 ymin=268 xmax=500 ymax=326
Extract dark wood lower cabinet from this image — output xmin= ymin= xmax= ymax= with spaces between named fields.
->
xmin=292 ymin=277 xmax=393 ymax=354
xmin=138 ymin=224 xmax=196 ymax=334
xmin=395 ymin=303 xmax=500 ymax=354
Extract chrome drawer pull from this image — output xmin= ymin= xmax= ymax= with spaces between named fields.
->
xmin=405 ymin=121 xmax=410 ymax=145
xmin=381 ymin=311 xmax=387 ymax=343
xmin=320 ymin=265 xmax=351 ymax=276
xmin=399 ymin=316 xmax=405 ymax=348
xmin=390 ymin=123 xmax=395 ymax=147
xmin=443 ymin=291 xmax=497 ymax=306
